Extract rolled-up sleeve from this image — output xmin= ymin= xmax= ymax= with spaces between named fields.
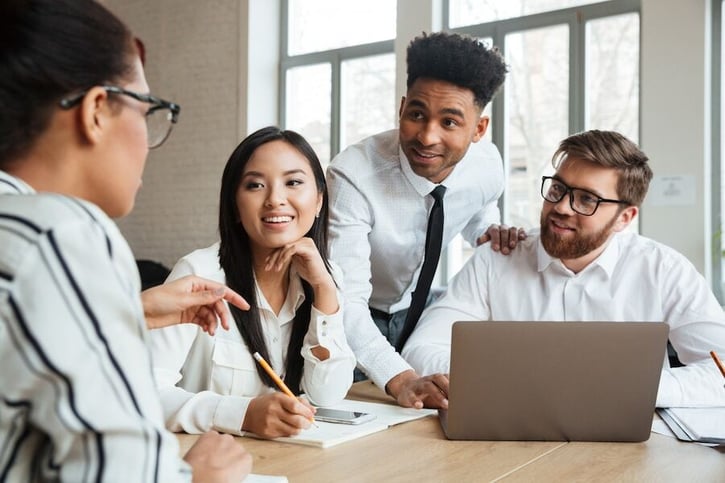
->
xmin=301 ymin=274 xmax=356 ymax=406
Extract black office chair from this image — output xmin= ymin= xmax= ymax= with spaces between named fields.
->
xmin=136 ymin=259 xmax=171 ymax=291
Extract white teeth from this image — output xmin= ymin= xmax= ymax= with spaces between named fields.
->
xmin=264 ymin=216 xmax=292 ymax=223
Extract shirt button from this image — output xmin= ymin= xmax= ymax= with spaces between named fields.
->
xmin=273 ymin=337 xmax=279 ymax=343
xmin=322 ymin=320 xmax=327 ymax=326
xmin=321 ymin=331 xmax=327 ymax=337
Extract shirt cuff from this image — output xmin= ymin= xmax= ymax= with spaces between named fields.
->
xmin=212 ymin=395 xmax=251 ymax=436
xmin=367 ymin=351 xmax=413 ymax=391
xmin=306 ymin=304 xmax=347 ymax=357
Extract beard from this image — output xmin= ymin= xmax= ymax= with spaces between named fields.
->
xmin=540 ymin=211 xmax=619 ymax=260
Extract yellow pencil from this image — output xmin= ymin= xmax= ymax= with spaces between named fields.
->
xmin=710 ymin=350 xmax=725 ymax=379
xmin=252 ymin=352 xmax=317 ymax=426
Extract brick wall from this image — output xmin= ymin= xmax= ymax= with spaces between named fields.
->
xmin=106 ymin=0 xmax=244 ymax=268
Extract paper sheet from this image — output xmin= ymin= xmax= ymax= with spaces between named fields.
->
xmin=247 ymin=399 xmax=436 ymax=448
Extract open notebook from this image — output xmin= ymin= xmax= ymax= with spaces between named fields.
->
xmin=440 ymin=321 xmax=669 ymax=442
xmin=247 ymin=398 xmax=436 ymax=448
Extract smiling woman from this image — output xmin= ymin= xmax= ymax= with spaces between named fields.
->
xmin=149 ymin=126 xmax=356 ymax=440
xmin=236 ymin=139 xmax=323 ymax=254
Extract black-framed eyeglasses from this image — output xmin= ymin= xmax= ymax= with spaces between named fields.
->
xmin=540 ymin=176 xmax=629 ymax=216
xmin=59 ymin=85 xmax=181 ymax=149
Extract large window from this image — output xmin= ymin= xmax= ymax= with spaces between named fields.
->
xmin=281 ymin=0 xmax=397 ymax=166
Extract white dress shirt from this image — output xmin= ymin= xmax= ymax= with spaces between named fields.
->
xmin=149 ymin=243 xmax=356 ymax=435
xmin=327 ymin=129 xmax=504 ymax=389
xmin=402 ymin=230 xmax=725 ymax=408
xmin=0 ymin=171 xmax=191 ymax=482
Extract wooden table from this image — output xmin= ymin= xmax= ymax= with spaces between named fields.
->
xmin=177 ymin=382 xmax=725 ymax=482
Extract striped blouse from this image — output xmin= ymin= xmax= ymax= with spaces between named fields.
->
xmin=0 ymin=171 xmax=191 ymax=482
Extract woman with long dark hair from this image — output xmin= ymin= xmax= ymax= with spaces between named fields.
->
xmin=151 ymin=126 xmax=355 ymax=438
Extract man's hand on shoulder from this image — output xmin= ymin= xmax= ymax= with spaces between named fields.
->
xmin=385 ymin=369 xmax=449 ymax=409
xmin=477 ymin=224 xmax=527 ymax=254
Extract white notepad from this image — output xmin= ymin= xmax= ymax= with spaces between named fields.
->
xmin=658 ymin=407 xmax=725 ymax=444
xmin=247 ymin=399 xmax=436 ymax=448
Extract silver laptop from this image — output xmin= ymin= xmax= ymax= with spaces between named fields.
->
xmin=439 ymin=321 xmax=669 ymax=442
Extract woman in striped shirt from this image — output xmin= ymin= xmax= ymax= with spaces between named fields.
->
xmin=0 ymin=0 xmax=251 ymax=481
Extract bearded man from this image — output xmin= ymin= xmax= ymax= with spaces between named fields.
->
xmin=402 ymin=129 xmax=725 ymax=408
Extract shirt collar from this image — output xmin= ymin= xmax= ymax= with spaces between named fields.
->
xmin=591 ymin=233 xmax=621 ymax=277
xmin=536 ymin=231 xmax=621 ymax=278
xmin=254 ymin=265 xmax=307 ymax=324
xmin=399 ymin=145 xmax=446 ymax=197
xmin=536 ymin=237 xmax=559 ymax=273
xmin=0 ymin=170 xmax=35 ymax=195
xmin=287 ymin=265 xmax=306 ymax=310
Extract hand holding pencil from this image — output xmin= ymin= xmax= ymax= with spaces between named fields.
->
xmin=239 ymin=352 xmax=317 ymax=438
xmin=252 ymin=352 xmax=318 ymax=428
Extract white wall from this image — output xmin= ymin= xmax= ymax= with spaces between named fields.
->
xmin=640 ymin=0 xmax=713 ymax=277
xmin=395 ymin=0 xmax=442 ymax=101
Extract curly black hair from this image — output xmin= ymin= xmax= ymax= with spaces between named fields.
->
xmin=407 ymin=31 xmax=508 ymax=111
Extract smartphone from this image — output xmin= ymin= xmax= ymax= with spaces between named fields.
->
xmin=314 ymin=408 xmax=376 ymax=425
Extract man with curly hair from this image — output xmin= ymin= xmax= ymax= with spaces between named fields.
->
xmin=327 ymin=32 xmax=521 ymax=409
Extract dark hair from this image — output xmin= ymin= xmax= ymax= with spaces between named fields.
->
xmin=406 ymin=31 xmax=508 ymax=111
xmin=218 ymin=126 xmax=331 ymax=394
xmin=0 ymin=0 xmax=137 ymax=165
xmin=552 ymin=130 xmax=653 ymax=206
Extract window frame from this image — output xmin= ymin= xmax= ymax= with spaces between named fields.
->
xmin=712 ymin=0 xmax=723 ymax=303
xmin=279 ymin=1 xmax=394 ymax=160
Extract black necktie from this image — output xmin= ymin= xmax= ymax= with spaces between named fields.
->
xmin=396 ymin=185 xmax=446 ymax=352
